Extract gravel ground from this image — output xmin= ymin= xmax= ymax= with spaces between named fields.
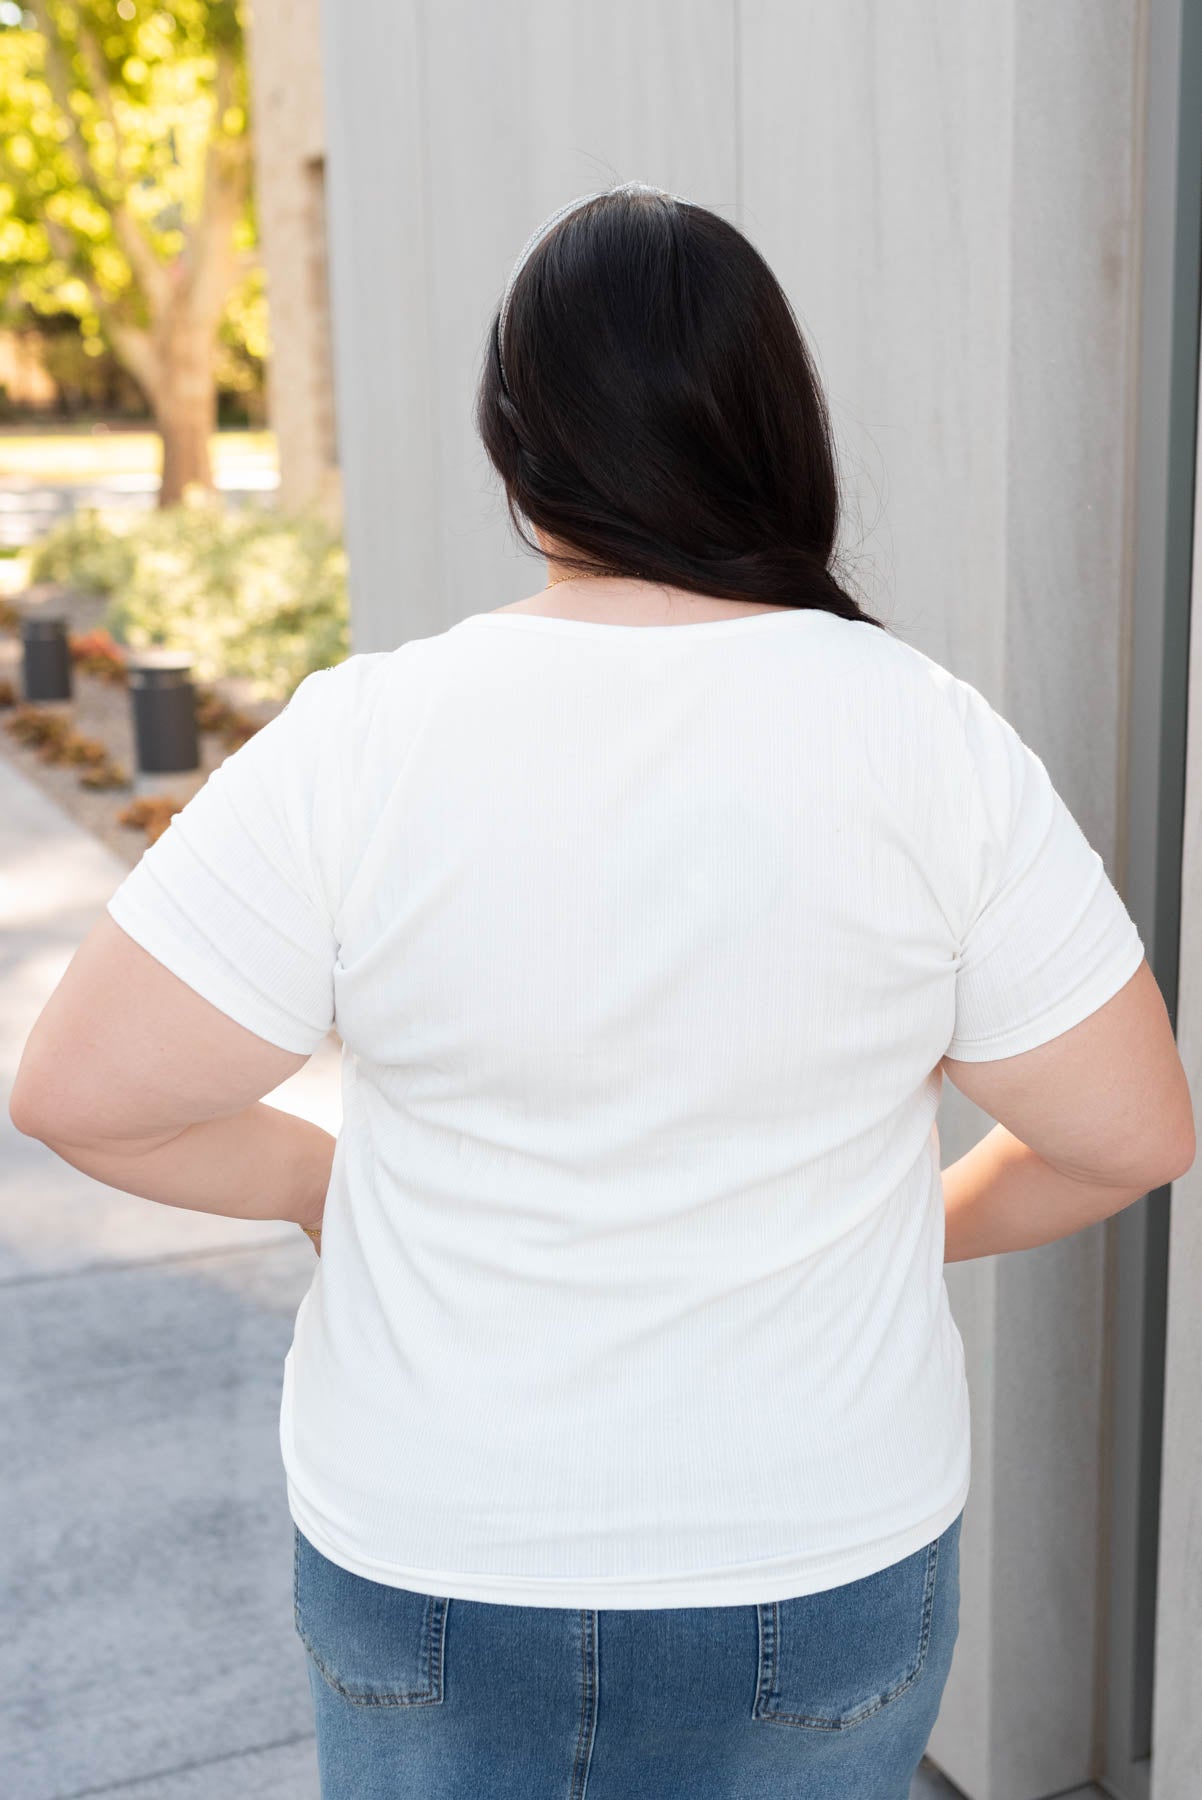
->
xmin=0 ymin=588 xmax=274 ymax=870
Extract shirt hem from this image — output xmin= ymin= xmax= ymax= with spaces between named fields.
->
xmin=105 ymin=889 xmax=326 ymax=1056
xmin=283 ymin=1467 xmax=972 ymax=1610
xmin=944 ymin=930 xmax=1145 ymax=1063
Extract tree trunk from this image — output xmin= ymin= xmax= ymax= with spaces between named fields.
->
xmin=155 ymin=312 xmax=218 ymax=506
xmin=157 ymin=394 xmax=215 ymax=504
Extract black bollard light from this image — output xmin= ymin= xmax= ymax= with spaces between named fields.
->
xmin=21 ymin=616 xmax=73 ymax=702
xmin=127 ymin=649 xmax=200 ymax=776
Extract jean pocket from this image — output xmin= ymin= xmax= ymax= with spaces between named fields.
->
xmin=752 ymin=1529 xmax=945 ymax=1731
xmin=293 ymin=1525 xmax=449 ymax=1708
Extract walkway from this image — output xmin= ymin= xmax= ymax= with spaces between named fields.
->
xmin=0 ymin=759 xmax=959 ymax=1798
xmin=1 ymin=762 xmax=333 ymax=1798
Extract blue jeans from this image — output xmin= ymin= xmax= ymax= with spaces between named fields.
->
xmin=295 ymin=1511 xmax=962 ymax=1799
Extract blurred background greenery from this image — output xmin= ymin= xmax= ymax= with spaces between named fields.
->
xmin=29 ymin=499 xmax=348 ymax=695
xmin=0 ymin=1 xmax=345 ymax=699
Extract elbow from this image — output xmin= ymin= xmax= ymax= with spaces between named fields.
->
xmin=1135 ymin=1111 xmax=1197 ymax=1192
xmin=1164 ymin=1081 xmax=1197 ymax=1184
xmin=8 ymin=1070 xmax=58 ymax=1145
xmin=1129 ymin=1078 xmax=1197 ymax=1191
xmin=8 ymin=1048 xmax=78 ymax=1148
xmin=1063 ymin=1116 xmax=1196 ymax=1198
xmin=10 ymin=1093 xmax=46 ymax=1143
xmin=8 ymin=1023 xmax=100 ymax=1148
xmin=1163 ymin=1122 xmax=1197 ymax=1186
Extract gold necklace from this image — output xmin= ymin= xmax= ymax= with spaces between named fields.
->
xmin=547 ymin=571 xmax=628 ymax=588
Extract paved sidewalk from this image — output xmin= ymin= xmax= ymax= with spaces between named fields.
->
xmin=1 ymin=760 xmax=963 ymax=1799
xmin=2 ymin=763 xmax=334 ymax=1799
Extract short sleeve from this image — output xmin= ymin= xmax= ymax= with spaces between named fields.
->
xmin=944 ymin=678 xmax=1145 ymax=1062
xmin=105 ymin=666 xmax=341 ymax=1055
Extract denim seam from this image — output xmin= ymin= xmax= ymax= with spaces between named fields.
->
xmin=569 ymin=1608 xmax=598 ymax=1799
xmin=751 ymin=1597 xmax=771 ymax=1717
xmin=293 ymin=1528 xmax=449 ymax=1709
xmin=293 ymin=1524 xmax=301 ymax=1639
xmin=752 ymin=1535 xmax=942 ymax=1732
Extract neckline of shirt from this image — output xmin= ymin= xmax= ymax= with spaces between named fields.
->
xmin=458 ymin=606 xmax=843 ymax=643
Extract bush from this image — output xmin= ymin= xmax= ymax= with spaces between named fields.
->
xmin=28 ymin=510 xmax=137 ymax=597
xmin=27 ymin=499 xmax=350 ymax=701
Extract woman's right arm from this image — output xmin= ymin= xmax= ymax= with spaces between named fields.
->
xmin=940 ymin=959 xmax=1195 ymax=1262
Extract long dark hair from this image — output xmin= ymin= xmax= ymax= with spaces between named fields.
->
xmin=477 ymin=187 xmax=889 ymax=630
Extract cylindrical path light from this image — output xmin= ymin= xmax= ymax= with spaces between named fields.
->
xmin=127 ymin=649 xmax=200 ymax=777
xmin=21 ymin=616 xmax=73 ymax=702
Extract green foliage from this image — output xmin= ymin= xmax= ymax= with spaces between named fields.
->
xmin=34 ymin=315 xmax=146 ymax=413
xmin=29 ymin=499 xmax=350 ymax=698
xmin=215 ymin=258 xmax=266 ymax=408
xmin=28 ymin=503 xmax=136 ymax=591
xmin=0 ymin=3 xmax=259 ymax=420
xmin=0 ymin=3 xmax=250 ymax=313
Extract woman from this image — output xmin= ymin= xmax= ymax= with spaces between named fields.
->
xmin=12 ymin=182 xmax=1193 ymax=1800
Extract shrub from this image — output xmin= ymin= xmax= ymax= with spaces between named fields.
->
xmin=70 ymin=627 xmax=130 ymax=684
xmin=28 ymin=511 xmax=138 ymax=597
xmin=27 ymin=499 xmax=350 ymax=701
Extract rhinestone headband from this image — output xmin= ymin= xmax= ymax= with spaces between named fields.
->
xmin=495 ymin=179 xmax=691 ymax=391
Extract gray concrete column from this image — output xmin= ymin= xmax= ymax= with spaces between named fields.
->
xmin=1149 ymin=0 xmax=1202 ymax=1785
xmin=246 ymin=0 xmax=340 ymax=513
xmin=1152 ymin=345 xmax=1202 ymax=1800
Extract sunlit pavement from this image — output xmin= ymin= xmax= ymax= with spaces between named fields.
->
xmin=2 ymin=761 xmax=331 ymax=1798
xmin=0 ymin=429 xmax=279 ymax=548
xmin=1 ymin=760 xmax=973 ymax=1799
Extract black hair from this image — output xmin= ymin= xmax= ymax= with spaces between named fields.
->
xmin=476 ymin=188 xmax=889 ymax=630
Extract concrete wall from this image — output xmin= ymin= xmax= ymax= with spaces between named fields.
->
xmin=317 ymin=0 xmax=742 ymax=650
xmin=318 ymin=5 xmax=1151 ymax=1795
xmin=1153 ymin=346 xmax=1202 ymax=1800
xmin=1150 ymin=0 xmax=1202 ymax=1781
xmin=246 ymin=0 xmax=340 ymax=515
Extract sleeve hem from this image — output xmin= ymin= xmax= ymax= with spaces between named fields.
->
xmin=943 ymin=931 xmax=1145 ymax=1063
xmin=106 ymin=893 xmax=331 ymax=1057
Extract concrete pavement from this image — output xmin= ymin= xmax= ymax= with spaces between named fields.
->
xmin=2 ymin=761 xmax=332 ymax=1799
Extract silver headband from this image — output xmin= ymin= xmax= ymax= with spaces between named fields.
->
xmin=495 ymin=179 xmax=692 ymax=391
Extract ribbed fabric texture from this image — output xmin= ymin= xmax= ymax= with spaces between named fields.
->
xmin=105 ymin=606 xmax=1145 ymax=1607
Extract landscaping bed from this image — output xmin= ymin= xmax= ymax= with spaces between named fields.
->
xmin=0 ymin=588 xmax=277 ymax=868
xmin=0 ymin=501 xmax=349 ymax=868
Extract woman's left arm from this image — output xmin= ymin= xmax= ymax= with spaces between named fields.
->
xmin=9 ymin=911 xmax=334 ymax=1234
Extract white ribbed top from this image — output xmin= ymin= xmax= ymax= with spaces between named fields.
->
xmin=105 ymin=605 xmax=1144 ymax=1606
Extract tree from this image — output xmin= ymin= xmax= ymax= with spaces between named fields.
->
xmin=0 ymin=1 xmax=255 ymax=502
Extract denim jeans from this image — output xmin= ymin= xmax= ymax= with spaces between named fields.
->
xmin=295 ymin=1510 xmax=962 ymax=1799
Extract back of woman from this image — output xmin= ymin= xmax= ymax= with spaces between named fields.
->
xmin=244 ymin=602 xmax=976 ymax=1598
xmin=16 ymin=182 xmax=1192 ymax=1800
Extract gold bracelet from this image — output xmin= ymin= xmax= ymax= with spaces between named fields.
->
xmin=301 ymin=1224 xmax=322 ymax=1253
